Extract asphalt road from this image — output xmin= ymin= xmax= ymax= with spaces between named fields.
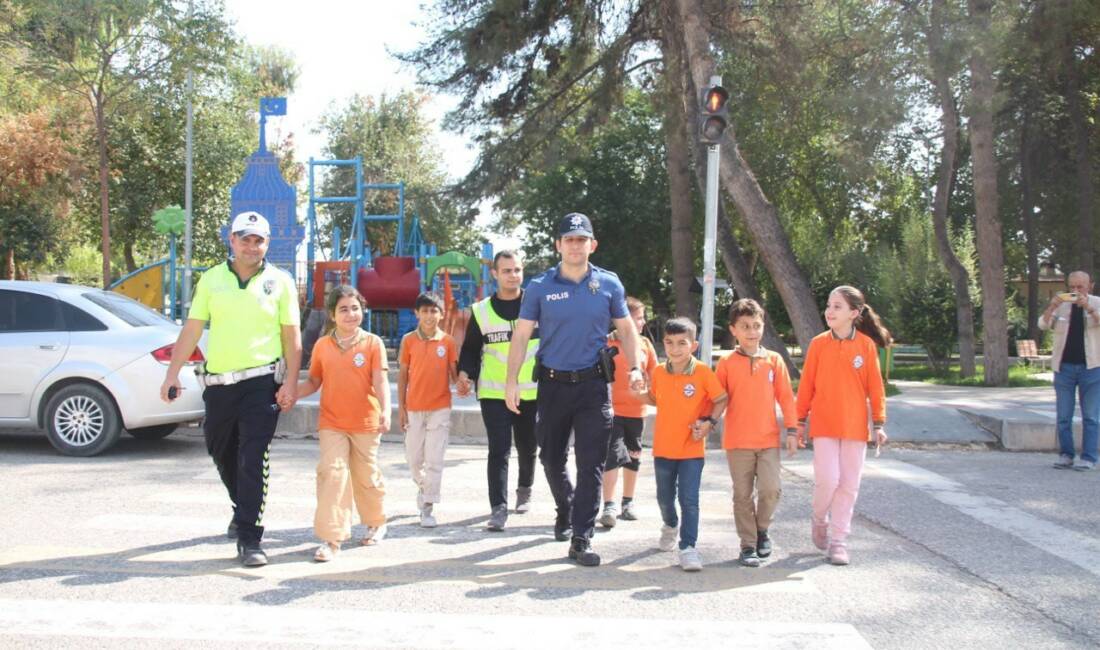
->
xmin=0 ymin=428 xmax=1096 ymax=649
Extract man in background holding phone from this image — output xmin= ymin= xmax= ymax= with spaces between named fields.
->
xmin=1040 ymin=270 xmax=1100 ymax=471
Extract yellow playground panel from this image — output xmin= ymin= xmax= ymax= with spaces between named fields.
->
xmin=111 ymin=264 xmax=164 ymax=311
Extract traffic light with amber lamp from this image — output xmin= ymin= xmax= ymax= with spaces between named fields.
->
xmin=699 ymin=85 xmax=729 ymax=145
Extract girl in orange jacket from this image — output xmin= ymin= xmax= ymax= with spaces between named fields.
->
xmin=795 ymin=285 xmax=890 ymax=566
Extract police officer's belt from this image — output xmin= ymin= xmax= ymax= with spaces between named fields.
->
xmin=197 ymin=359 xmax=284 ymax=387
xmin=540 ymin=365 xmax=602 ymax=384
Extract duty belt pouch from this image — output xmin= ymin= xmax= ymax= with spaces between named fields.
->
xmin=532 ymin=356 xmax=542 ymax=384
xmin=194 ymin=363 xmax=210 ymax=387
xmin=597 ymin=346 xmax=619 ymax=382
xmin=273 ymin=358 xmax=287 ymax=384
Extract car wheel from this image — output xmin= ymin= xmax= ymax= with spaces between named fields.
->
xmin=44 ymin=383 xmax=123 ymax=457
xmin=127 ymin=423 xmax=178 ymax=440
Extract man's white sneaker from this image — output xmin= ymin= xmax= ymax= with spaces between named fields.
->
xmin=658 ymin=524 xmax=678 ymax=552
xmin=679 ymin=546 xmax=703 ymax=572
xmin=420 ymin=503 xmax=438 ymax=528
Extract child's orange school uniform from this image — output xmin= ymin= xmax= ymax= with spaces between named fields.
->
xmin=795 ymin=330 xmax=886 ymax=438
xmin=715 ymin=347 xmax=797 ymax=449
xmin=311 ymin=334 xmax=388 ymax=433
xmin=398 ymin=329 xmax=458 ymax=507
xmin=399 ymin=330 xmax=458 ymax=412
xmin=650 ymin=357 xmax=725 ymax=459
xmin=309 ymin=332 xmax=389 ymax=543
xmin=796 ymin=328 xmax=887 ymax=557
xmin=715 ymin=346 xmax=796 ymax=553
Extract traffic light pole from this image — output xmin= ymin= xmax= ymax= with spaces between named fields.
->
xmin=700 ymin=74 xmax=722 ymax=365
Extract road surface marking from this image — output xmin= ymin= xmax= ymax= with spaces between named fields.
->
xmin=0 ymin=598 xmax=869 ymax=648
xmin=789 ymin=458 xmax=1100 ymax=579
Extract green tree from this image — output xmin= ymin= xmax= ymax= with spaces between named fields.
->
xmin=496 ymin=89 xmax=672 ymax=310
xmin=0 ymin=109 xmax=80 ymax=278
xmin=2 ymin=0 xmax=233 ymax=285
xmin=316 ymin=91 xmax=475 ymax=256
xmin=96 ymin=43 xmax=300 ymax=272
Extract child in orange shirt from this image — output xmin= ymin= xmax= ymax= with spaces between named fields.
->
xmin=297 ymin=285 xmax=390 ymax=562
xmin=796 ymin=285 xmax=890 ymax=566
xmin=715 ymin=299 xmax=797 ymax=567
xmin=599 ymin=296 xmax=659 ymax=527
xmin=398 ymin=292 xmax=458 ymax=528
xmin=635 ymin=317 xmax=727 ymax=572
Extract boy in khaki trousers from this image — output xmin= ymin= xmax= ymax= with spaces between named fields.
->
xmin=714 ymin=299 xmax=798 ymax=567
xmin=398 ymin=292 xmax=459 ymax=528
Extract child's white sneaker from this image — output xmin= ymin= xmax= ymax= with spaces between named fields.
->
xmin=420 ymin=503 xmax=437 ymax=528
xmin=658 ymin=524 xmax=678 ymax=552
xmin=361 ymin=523 xmax=387 ymax=545
xmin=679 ymin=546 xmax=703 ymax=572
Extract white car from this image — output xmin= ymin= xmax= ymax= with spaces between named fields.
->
xmin=0 ymin=280 xmax=206 ymax=456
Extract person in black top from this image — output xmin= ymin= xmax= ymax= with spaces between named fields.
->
xmin=1040 ymin=271 xmax=1100 ymax=471
xmin=457 ymin=250 xmax=539 ymax=531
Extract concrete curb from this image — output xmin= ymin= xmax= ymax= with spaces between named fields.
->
xmin=958 ymin=408 xmax=1081 ymax=452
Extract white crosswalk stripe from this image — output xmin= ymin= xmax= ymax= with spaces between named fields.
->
xmin=0 ymin=598 xmax=871 ymax=649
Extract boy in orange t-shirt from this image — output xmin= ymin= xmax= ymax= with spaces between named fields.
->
xmin=635 ymin=318 xmax=726 ymax=572
xmin=397 ymin=292 xmax=458 ymax=528
xmin=297 ymin=285 xmax=390 ymax=562
xmin=599 ymin=297 xmax=659 ymax=527
xmin=714 ymin=299 xmax=797 ymax=567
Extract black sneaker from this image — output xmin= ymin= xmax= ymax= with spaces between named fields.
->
xmin=554 ymin=511 xmax=572 ymax=541
xmin=739 ymin=547 xmax=761 ymax=568
xmin=237 ymin=540 xmax=268 ymax=567
xmin=568 ymin=537 xmax=601 ymax=567
xmin=226 ymin=519 xmax=238 ymax=539
xmin=756 ymin=530 xmax=772 ymax=558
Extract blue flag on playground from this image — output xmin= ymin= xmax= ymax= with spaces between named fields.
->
xmin=260 ymin=97 xmax=287 ymax=116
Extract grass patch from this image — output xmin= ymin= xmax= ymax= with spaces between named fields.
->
xmin=889 ymin=363 xmax=1049 ymax=387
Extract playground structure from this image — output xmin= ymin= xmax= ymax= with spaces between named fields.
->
xmin=109 ymin=97 xmax=494 ymax=355
xmin=304 ymin=156 xmax=493 ymax=351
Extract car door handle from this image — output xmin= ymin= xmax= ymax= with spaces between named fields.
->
xmin=39 ymin=344 xmax=60 ymax=351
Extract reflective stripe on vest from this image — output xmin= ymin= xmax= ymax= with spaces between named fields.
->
xmin=472 ymin=297 xmax=538 ymax=400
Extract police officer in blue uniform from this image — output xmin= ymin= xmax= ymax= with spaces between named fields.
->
xmin=505 ymin=213 xmax=645 ymax=566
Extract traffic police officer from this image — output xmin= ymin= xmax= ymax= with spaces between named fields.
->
xmin=160 ymin=211 xmax=302 ymax=567
xmin=505 ymin=213 xmax=645 ymax=566
xmin=457 ymin=250 xmax=539 ymax=532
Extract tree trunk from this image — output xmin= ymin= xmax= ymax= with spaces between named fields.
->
xmin=967 ymin=0 xmax=1008 ymax=386
xmin=715 ymin=201 xmax=799 ymax=378
xmin=5 ymin=248 xmax=13 ymax=280
xmin=661 ymin=4 xmax=799 ymax=376
xmin=124 ymin=240 xmax=137 ymax=273
xmin=1020 ymin=115 xmax=1040 ymax=343
xmin=94 ymin=95 xmax=112 ymax=287
xmin=659 ymin=2 xmax=700 ymax=319
xmin=927 ymin=0 xmax=978 ymax=377
xmin=1063 ymin=13 xmax=1095 ymax=276
xmin=673 ymin=0 xmax=824 ymax=353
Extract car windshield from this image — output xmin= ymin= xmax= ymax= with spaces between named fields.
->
xmin=81 ymin=291 xmax=175 ymax=327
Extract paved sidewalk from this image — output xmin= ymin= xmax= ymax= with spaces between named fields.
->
xmin=886 ymin=380 xmax=1059 ymax=446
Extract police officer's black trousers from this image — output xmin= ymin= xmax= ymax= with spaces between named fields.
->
xmin=202 ymin=374 xmax=280 ymax=545
xmin=481 ymin=398 xmax=538 ymax=508
xmin=535 ymin=377 xmax=613 ymax=540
